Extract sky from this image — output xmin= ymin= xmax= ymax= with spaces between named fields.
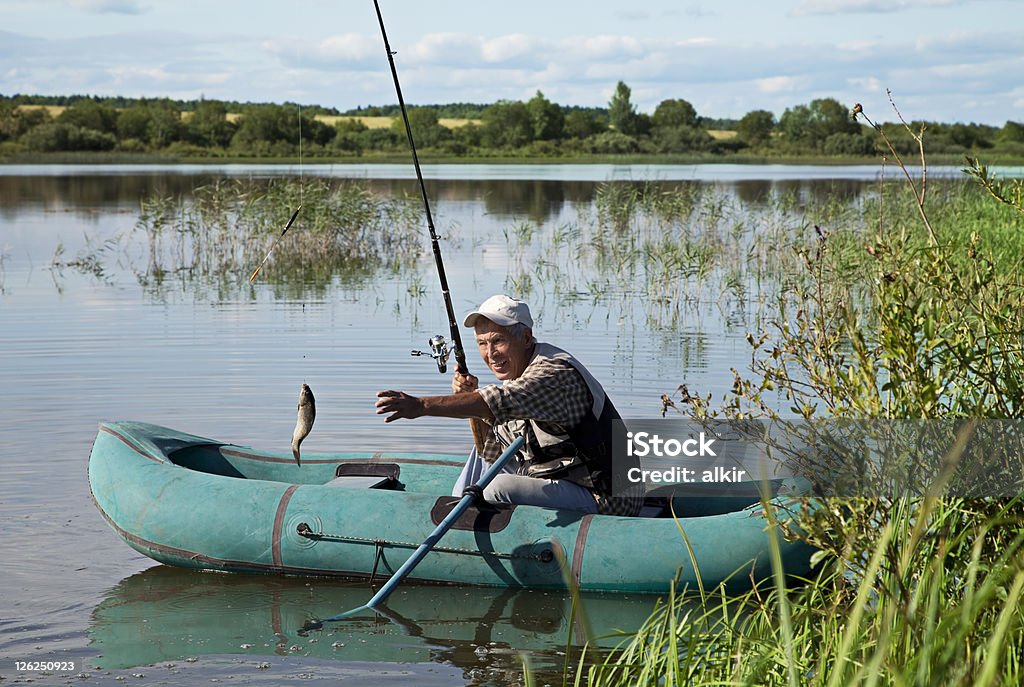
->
xmin=1 ymin=0 xmax=1022 ymax=125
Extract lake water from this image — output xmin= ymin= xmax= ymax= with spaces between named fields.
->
xmin=1 ymin=163 xmax=891 ymax=685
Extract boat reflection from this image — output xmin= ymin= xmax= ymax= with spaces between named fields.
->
xmin=89 ymin=566 xmax=658 ymax=679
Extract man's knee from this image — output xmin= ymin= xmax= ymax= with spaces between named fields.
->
xmin=482 ymin=474 xmax=520 ymax=503
xmin=483 ymin=474 xmax=597 ymax=513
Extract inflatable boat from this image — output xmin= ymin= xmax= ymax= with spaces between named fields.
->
xmin=88 ymin=421 xmax=814 ymax=593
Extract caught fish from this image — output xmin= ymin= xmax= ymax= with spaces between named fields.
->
xmin=291 ymin=383 xmax=316 ymax=466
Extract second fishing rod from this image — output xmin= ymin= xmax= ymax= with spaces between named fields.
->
xmin=371 ymin=0 xmax=486 ymax=449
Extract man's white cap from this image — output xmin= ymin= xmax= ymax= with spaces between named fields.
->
xmin=463 ymin=294 xmax=534 ymax=329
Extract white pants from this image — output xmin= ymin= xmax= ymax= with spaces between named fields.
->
xmin=452 ymin=447 xmax=598 ymax=514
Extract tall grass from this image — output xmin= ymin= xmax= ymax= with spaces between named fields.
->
xmin=570 ymin=495 xmax=1024 ymax=687
xmin=528 ymin=108 xmax=1024 ymax=686
xmin=133 ymin=177 xmax=423 ymax=298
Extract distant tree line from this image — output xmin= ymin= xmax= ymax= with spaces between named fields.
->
xmin=2 ymin=85 xmax=1022 ymax=159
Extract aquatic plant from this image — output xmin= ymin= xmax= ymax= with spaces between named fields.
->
xmin=50 ymin=233 xmax=122 ymax=286
xmin=132 ymin=177 xmax=423 ymax=299
xmin=0 ymin=245 xmax=7 ymax=294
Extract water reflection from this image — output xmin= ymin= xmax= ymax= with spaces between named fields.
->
xmin=89 ymin=567 xmax=656 ymax=681
xmin=0 ymin=169 xmax=878 ymax=224
xmin=731 ymin=178 xmax=868 ymax=206
xmin=0 ymin=173 xmax=224 ymax=216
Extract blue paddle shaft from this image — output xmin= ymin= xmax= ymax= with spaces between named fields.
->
xmin=327 ymin=435 xmax=525 ymax=621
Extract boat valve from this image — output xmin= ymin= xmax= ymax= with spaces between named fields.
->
xmin=411 ymin=334 xmax=451 ymax=374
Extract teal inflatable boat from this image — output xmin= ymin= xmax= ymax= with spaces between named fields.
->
xmin=88 ymin=421 xmax=814 ymax=593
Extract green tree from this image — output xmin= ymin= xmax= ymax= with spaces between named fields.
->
xmin=57 ymin=99 xmax=118 ymax=134
xmin=778 ymin=98 xmax=859 ymax=149
xmin=21 ymin=122 xmax=116 ymax=151
xmin=390 ymin=107 xmax=449 ymax=148
xmin=116 ymin=105 xmax=152 ymax=142
xmin=586 ymin=130 xmax=641 ymax=154
xmin=356 ymin=126 xmax=401 ymax=150
xmin=481 ymin=101 xmax=532 ymax=148
xmin=290 ymin=105 xmax=336 ymax=147
xmin=736 ymin=109 xmax=775 ymax=146
xmin=146 ymin=99 xmax=184 ymax=148
xmin=949 ymin=122 xmax=993 ymax=149
xmin=0 ymin=103 xmax=51 ymax=142
xmin=652 ymin=98 xmax=698 ymax=129
xmin=452 ymin=121 xmax=483 ymax=148
xmin=608 ymin=81 xmax=638 ymax=136
xmin=231 ymin=104 xmax=296 ymax=151
xmin=564 ymin=110 xmax=606 ymax=139
xmin=187 ymin=100 xmax=235 ymax=148
xmin=822 ymin=131 xmax=874 ymax=155
xmin=330 ymin=119 xmax=368 ymax=155
xmin=652 ymin=125 xmax=713 ymax=153
xmin=1000 ymin=121 xmax=1024 ymax=143
xmin=527 ymin=90 xmax=564 ymax=141
xmin=232 ymin=104 xmax=334 ymax=152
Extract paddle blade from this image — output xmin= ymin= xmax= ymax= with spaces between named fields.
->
xmin=323 ymin=604 xmax=374 ymax=622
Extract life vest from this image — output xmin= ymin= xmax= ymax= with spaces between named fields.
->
xmin=494 ymin=343 xmax=635 ymax=495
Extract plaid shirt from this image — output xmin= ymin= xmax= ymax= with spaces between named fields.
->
xmin=477 ymin=355 xmax=643 ymax=517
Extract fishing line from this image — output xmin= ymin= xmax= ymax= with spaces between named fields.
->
xmin=297 ymin=100 xmax=304 ymax=207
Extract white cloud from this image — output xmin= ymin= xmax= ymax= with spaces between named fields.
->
xmin=67 ymin=0 xmax=147 ymax=14
xmin=848 ymin=76 xmax=883 ymax=93
xmin=407 ymin=33 xmax=480 ymax=65
xmin=792 ymin=0 xmax=964 ymax=16
xmin=754 ymin=76 xmax=805 ymax=94
xmin=107 ymin=64 xmax=230 ymax=87
xmin=479 ymin=34 xmax=535 ymax=63
xmin=312 ymin=33 xmax=379 ymax=62
xmin=567 ymin=35 xmax=646 ymax=60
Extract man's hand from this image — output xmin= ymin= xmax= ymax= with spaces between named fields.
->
xmin=452 ymin=370 xmax=479 ymax=394
xmin=375 ymin=390 xmax=424 ymax=423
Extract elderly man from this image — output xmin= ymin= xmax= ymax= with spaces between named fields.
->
xmin=375 ymin=294 xmax=642 ymax=516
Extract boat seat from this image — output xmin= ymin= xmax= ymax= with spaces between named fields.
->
xmin=325 ymin=475 xmax=394 ymax=489
xmin=324 ymin=462 xmax=401 ymax=490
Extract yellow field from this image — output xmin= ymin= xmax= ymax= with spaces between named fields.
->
xmin=16 ymin=104 xmax=66 ymax=117
xmin=317 ymin=115 xmax=477 ymax=129
xmin=315 ymin=115 xmax=391 ymax=129
xmin=708 ymin=129 xmax=738 ymax=140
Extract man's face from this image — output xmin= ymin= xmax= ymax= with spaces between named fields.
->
xmin=474 ymin=319 xmax=533 ymax=381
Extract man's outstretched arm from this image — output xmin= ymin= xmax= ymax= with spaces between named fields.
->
xmin=375 ymin=389 xmax=495 ymax=423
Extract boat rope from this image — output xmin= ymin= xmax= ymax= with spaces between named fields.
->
xmin=295 ymin=522 xmax=553 ymax=562
xmin=369 ymin=541 xmax=386 ymax=585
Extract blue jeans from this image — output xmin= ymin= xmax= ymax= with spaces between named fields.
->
xmin=452 ymin=447 xmax=598 ymax=514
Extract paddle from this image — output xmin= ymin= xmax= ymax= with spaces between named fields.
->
xmin=323 ymin=435 xmax=525 ymax=621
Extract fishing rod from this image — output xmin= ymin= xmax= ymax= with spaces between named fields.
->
xmin=248 ymin=207 xmax=301 ymax=283
xmin=372 ymin=0 xmax=470 ymax=380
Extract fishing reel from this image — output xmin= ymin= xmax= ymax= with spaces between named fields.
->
xmin=411 ymin=334 xmax=452 ymax=373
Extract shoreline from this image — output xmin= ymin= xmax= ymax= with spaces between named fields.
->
xmin=4 ymin=151 xmax=1024 ymax=167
